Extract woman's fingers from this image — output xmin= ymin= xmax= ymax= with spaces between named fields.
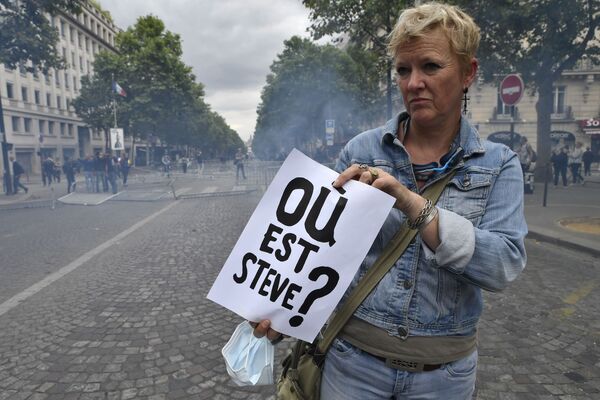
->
xmin=250 ymin=320 xmax=282 ymax=341
xmin=333 ymin=164 xmax=374 ymax=188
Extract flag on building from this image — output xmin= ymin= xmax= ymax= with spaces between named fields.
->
xmin=112 ymin=81 xmax=127 ymax=97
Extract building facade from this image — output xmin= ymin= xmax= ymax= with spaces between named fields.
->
xmin=0 ymin=2 xmax=120 ymax=175
xmin=468 ymin=58 xmax=600 ymax=157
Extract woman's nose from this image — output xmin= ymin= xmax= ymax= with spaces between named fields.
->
xmin=407 ymin=70 xmax=425 ymax=90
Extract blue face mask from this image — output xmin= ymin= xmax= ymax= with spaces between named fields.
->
xmin=221 ymin=321 xmax=274 ymax=386
xmin=413 ymin=146 xmax=464 ymax=182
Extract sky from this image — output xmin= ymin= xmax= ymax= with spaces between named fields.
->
xmin=99 ymin=0 xmax=314 ymax=142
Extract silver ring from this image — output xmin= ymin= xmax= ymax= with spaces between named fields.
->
xmin=359 ymin=164 xmax=368 ymax=170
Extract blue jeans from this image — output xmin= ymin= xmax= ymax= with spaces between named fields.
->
xmin=321 ymin=338 xmax=477 ymax=399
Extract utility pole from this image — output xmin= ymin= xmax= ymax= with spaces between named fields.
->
xmin=0 ymin=97 xmax=14 ymax=195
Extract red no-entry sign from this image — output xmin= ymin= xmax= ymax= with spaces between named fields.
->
xmin=500 ymin=74 xmax=524 ymax=106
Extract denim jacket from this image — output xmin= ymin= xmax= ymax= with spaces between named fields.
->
xmin=336 ymin=112 xmax=527 ymax=339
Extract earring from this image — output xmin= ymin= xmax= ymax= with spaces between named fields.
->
xmin=462 ymin=87 xmax=469 ymax=115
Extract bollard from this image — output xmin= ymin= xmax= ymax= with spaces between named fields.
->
xmin=542 ymin=163 xmax=550 ymax=207
xmin=51 ymin=187 xmax=56 ymax=210
xmin=169 ymin=179 xmax=177 ymax=200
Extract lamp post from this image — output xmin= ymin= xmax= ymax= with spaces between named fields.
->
xmin=0 ymin=97 xmax=14 ymax=195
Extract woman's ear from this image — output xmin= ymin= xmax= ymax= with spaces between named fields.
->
xmin=464 ymin=58 xmax=479 ymax=88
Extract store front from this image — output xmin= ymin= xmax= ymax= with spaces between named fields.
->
xmin=487 ymin=131 xmax=523 ymax=150
xmin=579 ymin=118 xmax=600 ymax=158
xmin=550 ymin=131 xmax=576 ymax=152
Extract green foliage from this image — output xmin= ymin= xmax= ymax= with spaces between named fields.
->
xmin=252 ymin=36 xmax=382 ymax=160
xmin=0 ymin=0 xmax=83 ymax=72
xmin=302 ymin=0 xmax=409 ymax=118
xmin=453 ymin=0 xmax=599 ymax=174
xmin=74 ymin=15 xmax=242 ymax=154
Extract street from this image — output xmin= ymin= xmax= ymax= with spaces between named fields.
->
xmin=0 ymin=174 xmax=598 ymax=399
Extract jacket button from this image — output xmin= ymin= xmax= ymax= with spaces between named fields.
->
xmin=403 ymin=280 xmax=412 ymax=289
xmin=397 ymin=326 xmax=408 ymax=337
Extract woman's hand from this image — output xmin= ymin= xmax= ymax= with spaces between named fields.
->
xmin=249 ymin=320 xmax=285 ymax=344
xmin=332 ymin=164 xmax=419 ymax=212
xmin=333 ymin=163 xmax=441 ymax=249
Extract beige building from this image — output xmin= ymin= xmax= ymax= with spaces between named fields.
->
xmin=468 ymin=58 xmax=600 ymax=156
xmin=0 ymin=1 xmax=120 ymax=175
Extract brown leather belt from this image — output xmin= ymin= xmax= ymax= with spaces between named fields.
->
xmin=370 ymin=353 xmax=443 ymax=372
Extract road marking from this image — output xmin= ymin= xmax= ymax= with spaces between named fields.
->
xmin=563 ymin=281 xmax=596 ymax=305
xmin=554 ymin=281 xmax=597 ymax=319
xmin=0 ymin=201 xmax=180 ymax=318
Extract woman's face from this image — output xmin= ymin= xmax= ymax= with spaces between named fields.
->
xmin=394 ymin=28 xmax=477 ymax=129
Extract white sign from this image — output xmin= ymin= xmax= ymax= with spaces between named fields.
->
xmin=325 ymin=119 xmax=335 ymax=134
xmin=326 ymin=132 xmax=334 ymax=146
xmin=110 ymin=128 xmax=124 ymax=151
xmin=207 ymin=149 xmax=395 ymax=342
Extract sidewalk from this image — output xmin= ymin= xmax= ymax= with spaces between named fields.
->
xmin=524 ymin=171 xmax=600 ymax=257
xmin=2 ymin=172 xmax=599 ymax=257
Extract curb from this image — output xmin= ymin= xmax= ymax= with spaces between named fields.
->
xmin=0 ymin=199 xmax=60 ymax=211
xmin=527 ymin=230 xmax=600 ymax=258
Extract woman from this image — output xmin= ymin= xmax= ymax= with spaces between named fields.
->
xmin=254 ymin=3 xmax=527 ymax=398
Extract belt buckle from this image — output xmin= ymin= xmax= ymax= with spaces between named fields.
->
xmin=385 ymin=358 xmax=424 ymax=372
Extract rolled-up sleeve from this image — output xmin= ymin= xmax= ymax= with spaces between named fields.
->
xmin=423 ymin=149 xmax=527 ymax=292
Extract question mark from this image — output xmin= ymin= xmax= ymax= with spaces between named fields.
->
xmin=289 ymin=266 xmax=339 ymax=327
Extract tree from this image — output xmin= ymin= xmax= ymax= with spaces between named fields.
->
xmin=455 ymin=0 xmax=599 ymax=179
xmin=0 ymin=0 xmax=82 ymax=194
xmin=74 ymin=15 xmax=243 ymax=156
xmin=0 ymin=0 xmax=82 ymax=72
xmin=302 ymin=0 xmax=409 ymax=119
xmin=252 ymin=36 xmax=376 ymax=160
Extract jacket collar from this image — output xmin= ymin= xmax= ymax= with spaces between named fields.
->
xmin=381 ymin=111 xmax=486 ymax=158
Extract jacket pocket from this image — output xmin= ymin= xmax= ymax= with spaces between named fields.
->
xmin=442 ymin=168 xmax=493 ymax=222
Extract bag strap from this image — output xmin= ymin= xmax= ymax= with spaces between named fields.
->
xmin=315 ymin=171 xmax=456 ymax=357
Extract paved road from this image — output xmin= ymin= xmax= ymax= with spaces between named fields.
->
xmin=0 ymin=176 xmax=598 ymax=399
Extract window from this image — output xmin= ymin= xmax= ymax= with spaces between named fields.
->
xmin=86 ymin=61 xmax=90 ymax=73
xmin=79 ymin=56 xmax=84 ymax=72
xmin=60 ymin=122 xmax=66 ymax=136
xmin=71 ymin=51 xmax=75 ymax=68
xmin=55 ymin=72 xmax=60 ymax=86
xmin=66 ymin=98 xmax=71 ymax=109
xmin=48 ymin=121 xmax=55 ymax=135
xmin=45 ymin=72 xmax=51 ymax=85
xmin=83 ymin=14 xmax=88 ymax=28
xmin=56 ymin=95 xmax=62 ymax=109
xmin=553 ymin=86 xmax=566 ymax=114
xmin=6 ymin=83 xmax=14 ymax=99
xmin=73 ymin=77 xmax=77 ymax=91
xmin=60 ymin=20 xmax=65 ymax=37
xmin=85 ymin=37 xmax=89 ymax=52
xmin=11 ymin=117 xmax=20 ymax=132
xmin=39 ymin=120 xmax=46 ymax=134
xmin=34 ymin=90 xmax=40 ymax=104
xmin=496 ymin=92 xmax=515 ymax=118
xmin=21 ymin=87 xmax=28 ymax=102
xmin=24 ymin=118 xmax=31 ymax=133
xmin=46 ymin=93 xmax=51 ymax=107
xmin=68 ymin=124 xmax=74 ymax=136
xmin=70 ymin=27 xmax=75 ymax=43
xmin=65 ymin=72 xmax=69 ymax=89
xmin=92 ymin=41 xmax=97 ymax=54
xmin=78 ymin=31 xmax=83 ymax=48
xmin=62 ymin=47 xmax=67 ymax=60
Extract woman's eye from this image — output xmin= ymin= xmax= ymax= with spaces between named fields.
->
xmin=423 ymin=63 xmax=441 ymax=72
xmin=396 ymin=67 xmax=409 ymax=77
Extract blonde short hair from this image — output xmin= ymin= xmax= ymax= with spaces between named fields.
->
xmin=388 ymin=2 xmax=480 ymax=70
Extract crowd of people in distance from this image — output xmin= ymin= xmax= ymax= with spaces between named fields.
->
xmin=38 ymin=152 xmax=131 ymax=195
xmin=514 ymin=137 xmax=597 ymax=188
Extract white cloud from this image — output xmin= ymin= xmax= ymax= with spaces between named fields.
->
xmin=99 ymin=0 xmax=312 ymax=140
